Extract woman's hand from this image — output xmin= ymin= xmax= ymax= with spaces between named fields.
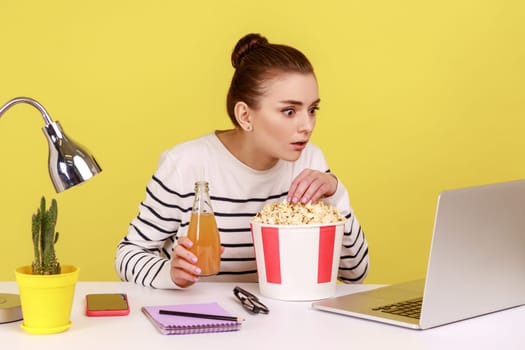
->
xmin=287 ymin=169 xmax=338 ymax=204
xmin=170 ymin=237 xmax=225 ymax=288
xmin=170 ymin=237 xmax=201 ymax=288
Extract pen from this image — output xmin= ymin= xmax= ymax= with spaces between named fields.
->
xmin=159 ymin=309 xmax=244 ymax=322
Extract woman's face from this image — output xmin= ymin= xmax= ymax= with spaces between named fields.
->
xmin=249 ymin=72 xmax=319 ymax=166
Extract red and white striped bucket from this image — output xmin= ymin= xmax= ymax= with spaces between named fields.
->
xmin=250 ymin=221 xmax=345 ymax=301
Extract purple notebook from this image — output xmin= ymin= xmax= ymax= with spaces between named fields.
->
xmin=141 ymin=302 xmax=242 ymax=335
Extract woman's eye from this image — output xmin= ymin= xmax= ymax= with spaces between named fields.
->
xmin=309 ymin=106 xmax=319 ymax=115
xmin=282 ymin=108 xmax=295 ymax=117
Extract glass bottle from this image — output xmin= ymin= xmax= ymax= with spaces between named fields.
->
xmin=186 ymin=181 xmax=221 ymax=276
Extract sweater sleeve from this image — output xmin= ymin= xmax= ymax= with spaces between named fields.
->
xmin=114 ymin=150 xmax=189 ymax=289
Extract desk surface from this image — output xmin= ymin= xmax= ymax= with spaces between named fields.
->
xmin=1 ymin=281 xmax=523 ymax=349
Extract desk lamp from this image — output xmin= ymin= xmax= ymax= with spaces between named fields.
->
xmin=0 ymin=96 xmax=102 ymax=324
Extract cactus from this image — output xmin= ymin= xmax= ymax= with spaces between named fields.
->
xmin=31 ymin=196 xmax=61 ymax=275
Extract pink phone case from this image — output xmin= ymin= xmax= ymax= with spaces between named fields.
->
xmin=85 ymin=293 xmax=130 ymax=317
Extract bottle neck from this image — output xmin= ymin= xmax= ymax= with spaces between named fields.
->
xmin=192 ymin=181 xmax=213 ymax=214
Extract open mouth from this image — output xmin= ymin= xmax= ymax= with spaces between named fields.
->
xmin=291 ymin=141 xmax=308 ymax=150
xmin=292 ymin=141 xmax=307 ymax=146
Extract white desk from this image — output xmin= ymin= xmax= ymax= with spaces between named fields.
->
xmin=1 ymin=282 xmax=523 ymax=349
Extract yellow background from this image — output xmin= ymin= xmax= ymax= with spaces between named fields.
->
xmin=1 ymin=1 xmax=524 ymax=284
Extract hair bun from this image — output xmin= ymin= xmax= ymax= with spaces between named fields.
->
xmin=231 ymin=33 xmax=269 ymax=69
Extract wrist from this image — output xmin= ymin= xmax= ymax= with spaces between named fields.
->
xmin=326 ymin=173 xmax=338 ymax=197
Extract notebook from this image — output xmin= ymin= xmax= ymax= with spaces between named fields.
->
xmin=313 ymin=179 xmax=525 ymax=329
xmin=142 ymin=302 xmax=242 ymax=335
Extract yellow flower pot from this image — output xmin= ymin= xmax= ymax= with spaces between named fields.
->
xmin=15 ymin=265 xmax=79 ymax=335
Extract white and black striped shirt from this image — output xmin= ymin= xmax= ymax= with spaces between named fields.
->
xmin=115 ymin=133 xmax=369 ymax=288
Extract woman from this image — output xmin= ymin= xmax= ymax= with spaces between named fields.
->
xmin=115 ymin=33 xmax=369 ymax=288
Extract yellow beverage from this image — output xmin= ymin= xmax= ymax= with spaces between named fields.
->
xmin=187 ymin=212 xmax=221 ymax=276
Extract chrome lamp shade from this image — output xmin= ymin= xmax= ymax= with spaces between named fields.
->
xmin=44 ymin=120 xmax=102 ymax=192
xmin=0 ymin=96 xmax=102 ymax=193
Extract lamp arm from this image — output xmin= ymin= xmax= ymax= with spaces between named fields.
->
xmin=0 ymin=96 xmax=54 ymax=125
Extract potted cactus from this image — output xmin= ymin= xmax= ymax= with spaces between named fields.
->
xmin=15 ymin=196 xmax=79 ymax=334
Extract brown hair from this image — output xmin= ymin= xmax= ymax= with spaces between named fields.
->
xmin=226 ymin=33 xmax=314 ymax=126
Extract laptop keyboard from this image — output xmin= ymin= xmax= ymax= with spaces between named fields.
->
xmin=372 ymin=297 xmax=422 ymax=319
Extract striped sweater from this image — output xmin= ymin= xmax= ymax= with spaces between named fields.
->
xmin=115 ymin=133 xmax=369 ymax=288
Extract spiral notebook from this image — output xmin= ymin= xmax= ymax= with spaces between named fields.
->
xmin=141 ymin=302 xmax=242 ymax=335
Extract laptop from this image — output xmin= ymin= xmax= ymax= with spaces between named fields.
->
xmin=312 ymin=179 xmax=525 ymax=329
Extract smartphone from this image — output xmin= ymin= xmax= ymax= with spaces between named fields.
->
xmin=85 ymin=293 xmax=130 ymax=317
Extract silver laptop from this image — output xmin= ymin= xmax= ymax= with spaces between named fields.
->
xmin=313 ymin=179 xmax=525 ymax=329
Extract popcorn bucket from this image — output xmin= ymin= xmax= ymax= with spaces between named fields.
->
xmin=250 ymin=221 xmax=345 ymax=301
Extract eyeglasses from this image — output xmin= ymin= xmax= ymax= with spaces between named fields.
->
xmin=233 ymin=286 xmax=269 ymax=314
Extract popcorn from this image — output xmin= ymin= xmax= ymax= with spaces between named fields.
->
xmin=252 ymin=200 xmax=345 ymax=225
